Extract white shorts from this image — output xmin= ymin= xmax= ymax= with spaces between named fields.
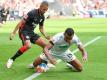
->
xmin=40 ymin=50 xmax=76 ymax=62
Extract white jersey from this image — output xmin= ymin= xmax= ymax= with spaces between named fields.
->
xmin=50 ymin=32 xmax=82 ymax=55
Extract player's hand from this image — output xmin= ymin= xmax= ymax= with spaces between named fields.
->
xmin=9 ymin=33 xmax=15 ymax=40
xmin=50 ymin=59 xmax=57 ymax=65
xmin=82 ymin=52 xmax=88 ymax=61
xmin=45 ymin=36 xmax=51 ymax=40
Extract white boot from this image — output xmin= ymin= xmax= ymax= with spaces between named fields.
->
xmin=6 ymin=59 xmax=14 ymax=68
xmin=66 ymin=63 xmax=76 ymax=70
xmin=28 ymin=63 xmax=34 ymax=69
xmin=47 ymin=63 xmax=56 ymax=68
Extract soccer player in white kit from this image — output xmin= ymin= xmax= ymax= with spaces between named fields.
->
xmin=33 ymin=28 xmax=88 ymax=72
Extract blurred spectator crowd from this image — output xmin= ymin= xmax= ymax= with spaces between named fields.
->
xmin=0 ymin=0 xmax=107 ymax=20
xmin=0 ymin=0 xmax=45 ymax=20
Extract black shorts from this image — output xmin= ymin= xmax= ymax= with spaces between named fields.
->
xmin=19 ymin=30 xmax=40 ymax=45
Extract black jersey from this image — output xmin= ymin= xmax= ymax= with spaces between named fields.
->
xmin=22 ymin=9 xmax=45 ymax=31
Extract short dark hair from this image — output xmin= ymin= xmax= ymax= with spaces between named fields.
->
xmin=41 ymin=1 xmax=49 ymax=6
xmin=64 ymin=28 xmax=74 ymax=36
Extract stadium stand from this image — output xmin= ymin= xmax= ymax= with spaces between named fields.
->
xmin=0 ymin=0 xmax=107 ymax=19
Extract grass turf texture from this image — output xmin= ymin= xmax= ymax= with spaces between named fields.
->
xmin=0 ymin=18 xmax=107 ymax=80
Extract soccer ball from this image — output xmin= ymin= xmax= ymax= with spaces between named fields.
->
xmin=36 ymin=63 xmax=47 ymax=73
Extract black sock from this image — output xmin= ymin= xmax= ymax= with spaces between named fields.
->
xmin=11 ymin=50 xmax=23 ymax=61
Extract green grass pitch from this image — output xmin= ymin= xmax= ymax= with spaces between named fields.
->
xmin=0 ymin=18 xmax=107 ymax=80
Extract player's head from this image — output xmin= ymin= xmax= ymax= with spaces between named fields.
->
xmin=39 ymin=1 xmax=48 ymax=14
xmin=64 ymin=28 xmax=74 ymax=42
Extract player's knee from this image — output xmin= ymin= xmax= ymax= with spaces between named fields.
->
xmin=33 ymin=57 xmax=43 ymax=67
xmin=35 ymin=38 xmax=47 ymax=48
xmin=24 ymin=41 xmax=32 ymax=49
xmin=76 ymin=66 xmax=83 ymax=72
xmin=33 ymin=62 xmax=37 ymax=67
xmin=25 ymin=43 xmax=31 ymax=49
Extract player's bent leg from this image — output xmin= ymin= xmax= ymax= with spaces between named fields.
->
xmin=33 ymin=53 xmax=49 ymax=72
xmin=35 ymin=37 xmax=47 ymax=48
xmin=11 ymin=40 xmax=31 ymax=60
xmin=33 ymin=54 xmax=48 ymax=67
xmin=6 ymin=40 xmax=31 ymax=68
xmin=18 ymin=40 xmax=31 ymax=53
xmin=24 ymin=40 xmax=32 ymax=49
xmin=33 ymin=57 xmax=44 ymax=67
xmin=33 ymin=56 xmax=48 ymax=72
xmin=68 ymin=58 xmax=83 ymax=72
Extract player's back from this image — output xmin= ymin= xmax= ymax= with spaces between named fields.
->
xmin=51 ymin=32 xmax=70 ymax=54
xmin=51 ymin=32 xmax=82 ymax=55
xmin=22 ymin=9 xmax=45 ymax=31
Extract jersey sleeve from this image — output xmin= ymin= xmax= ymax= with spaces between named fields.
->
xmin=51 ymin=33 xmax=62 ymax=44
xmin=73 ymin=34 xmax=82 ymax=46
xmin=23 ymin=10 xmax=34 ymax=21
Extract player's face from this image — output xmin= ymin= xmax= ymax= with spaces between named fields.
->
xmin=39 ymin=5 xmax=48 ymax=14
xmin=64 ymin=33 xmax=74 ymax=43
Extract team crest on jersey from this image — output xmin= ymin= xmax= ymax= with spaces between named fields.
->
xmin=26 ymin=36 xmax=29 ymax=39
xmin=40 ymin=19 xmax=42 ymax=22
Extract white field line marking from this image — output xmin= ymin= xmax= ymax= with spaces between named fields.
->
xmin=24 ymin=36 xmax=102 ymax=80
xmin=72 ymin=36 xmax=102 ymax=53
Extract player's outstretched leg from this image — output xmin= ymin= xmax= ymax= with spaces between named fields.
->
xmin=6 ymin=58 xmax=14 ymax=68
xmin=6 ymin=40 xmax=31 ymax=68
xmin=67 ymin=58 xmax=83 ymax=72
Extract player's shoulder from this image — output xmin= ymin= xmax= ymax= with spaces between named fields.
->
xmin=72 ymin=34 xmax=79 ymax=40
xmin=53 ymin=32 xmax=64 ymax=40
xmin=27 ymin=9 xmax=38 ymax=18
xmin=52 ymin=32 xmax=64 ymax=43
xmin=28 ymin=9 xmax=37 ymax=14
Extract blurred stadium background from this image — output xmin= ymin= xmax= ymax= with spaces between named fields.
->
xmin=0 ymin=0 xmax=107 ymax=20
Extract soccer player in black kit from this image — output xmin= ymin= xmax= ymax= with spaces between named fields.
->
xmin=6 ymin=1 xmax=54 ymax=68
xmin=1 ymin=7 xmax=9 ymax=24
xmin=0 ymin=6 xmax=9 ymax=27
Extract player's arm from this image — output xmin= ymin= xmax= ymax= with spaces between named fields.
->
xmin=39 ymin=25 xmax=46 ymax=37
xmin=10 ymin=15 xmax=27 ymax=40
xmin=39 ymin=17 xmax=50 ymax=40
xmin=74 ymin=34 xmax=88 ymax=61
xmin=39 ymin=25 xmax=50 ymax=40
xmin=78 ymin=44 xmax=88 ymax=61
xmin=43 ymin=41 xmax=56 ymax=65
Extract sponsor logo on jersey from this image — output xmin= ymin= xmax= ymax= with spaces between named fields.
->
xmin=32 ymin=22 xmax=37 ymax=28
xmin=59 ymin=44 xmax=68 ymax=48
